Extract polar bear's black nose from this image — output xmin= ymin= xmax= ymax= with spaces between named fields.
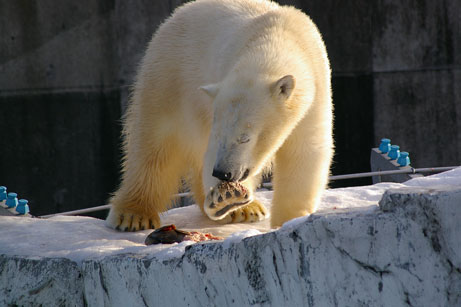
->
xmin=212 ymin=169 xmax=233 ymax=181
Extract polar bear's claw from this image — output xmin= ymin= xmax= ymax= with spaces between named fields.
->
xmin=106 ymin=206 xmax=160 ymax=232
xmin=220 ymin=199 xmax=269 ymax=224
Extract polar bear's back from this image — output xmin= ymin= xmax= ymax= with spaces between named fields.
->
xmin=144 ymin=0 xmax=279 ymax=82
xmin=134 ymin=0 xmax=328 ymax=115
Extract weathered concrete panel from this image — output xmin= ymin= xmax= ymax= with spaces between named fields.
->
xmin=373 ymin=70 xmax=460 ymax=168
xmin=114 ymin=1 xmax=189 ymax=87
xmin=0 ymin=1 xmax=118 ymax=90
xmin=0 ymin=256 xmax=84 ymax=306
xmin=0 ymin=1 xmax=190 ymax=92
xmin=372 ymin=0 xmax=458 ymax=71
xmin=278 ymin=0 xmax=373 ymax=74
xmin=0 ymin=1 xmax=185 ymax=215
xmin=455 ymin=70 xmax=461 ymax=159
xmin=0 ymin=90 xmax=122 ymax=216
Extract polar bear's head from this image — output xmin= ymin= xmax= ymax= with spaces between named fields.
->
xmin=200 ymin=73 xmax=310 ymax=183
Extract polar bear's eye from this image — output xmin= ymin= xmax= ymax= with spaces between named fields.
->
xmin=237 ymin=134 xmax=250 ymax=144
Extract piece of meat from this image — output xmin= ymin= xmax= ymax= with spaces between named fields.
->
xmin=145 ymin=224 xmax=223 ymax=245
xmin=184 ymin=231 xmax=224 ymax=242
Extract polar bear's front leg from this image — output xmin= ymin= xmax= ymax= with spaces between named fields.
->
xmin=270 ymin=143 xmax=332 ymax=228
xmin=107 ymin=137 xmax=186 ymax=231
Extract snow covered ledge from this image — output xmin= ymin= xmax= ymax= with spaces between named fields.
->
xmin=1 ymin=168 xmax=461 ymax=306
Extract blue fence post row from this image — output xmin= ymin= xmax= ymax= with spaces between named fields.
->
xmin=0 ymin=186 xmax=30 ymax=216
xmin=371 ymin=138 xmax=419 ymax=183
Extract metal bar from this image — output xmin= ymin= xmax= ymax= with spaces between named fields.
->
xmin=40 ymin=166 xmax=458 ymax=218
xmin=40 ymin=193 xmax=193 ymax=218
xmin=261 ymin=166 xmax=457 ymax=189
xmin=41 ymin=204 xmax=113 ymax=218
xmin=330 ymin=166 xmax=456 ymax=180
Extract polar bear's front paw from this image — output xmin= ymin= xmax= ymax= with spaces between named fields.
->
xmin=106 ymin=206 xmax=160 ymax=232
xmin=204 ymin=181 xmax=252 ymax=220
xmin=219 ymin=199 xmax=269 ymax=224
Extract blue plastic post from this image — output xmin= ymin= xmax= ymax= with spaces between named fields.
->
xmin=0 ymin=186 xmax=6 ymax=202
xmin=388 ymin=145 xmax=400 ymax=160
xmin=378 ymin=138 xmax=391 ymax=154
xmin=397 ymin=151 xmax=410 ymax=167
xmin=16 ymin=199 xmax=30 ymax=215
xmin=6 ymin=192 xmax=18 ymax=209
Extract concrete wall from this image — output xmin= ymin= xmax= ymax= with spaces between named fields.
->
xmin=0 ymin=0 xmax=189 ymax=217
xmin=0 ymin=0 xmax=459 ymax=216
xmin=283 ymin=0 xmax=461 ymax=184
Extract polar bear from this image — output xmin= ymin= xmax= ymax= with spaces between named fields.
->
xmin=106 ymin=0 xmax=333 ymax=231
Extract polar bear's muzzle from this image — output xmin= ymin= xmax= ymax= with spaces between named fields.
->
xmin=212 ymin=167 xmax=250 ymax=182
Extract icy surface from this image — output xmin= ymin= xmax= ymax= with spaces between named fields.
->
xmin=222 ymin=229 xmax=263 ymax=249
xmin=0 ymin=167 xmax=460 ymax=264
xmin=1 ymin=167 xmax=461 ymax=306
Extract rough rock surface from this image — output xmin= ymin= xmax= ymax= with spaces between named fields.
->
xmin=1 ymin=187 xmax=460 ymax=306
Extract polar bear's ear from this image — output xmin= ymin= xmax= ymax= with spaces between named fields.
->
xmin=271 ymin=75 xmax=296 ymax=100
xmin=199 ymin=83 xmax=220 ymax=98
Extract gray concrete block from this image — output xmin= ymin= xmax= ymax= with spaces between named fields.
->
xmin=450 ymin=1 xmax=461 ymax=66
xmin=0 ymin=1 xmax=119 ymax=90
xmin=0 ymin=207 xmax=16 ymax=216
xmin=372 ymin=0 xmax=458 ymax=71
xmin=0 ymin=89 xmax=122 ymax=216
xmin=114 ymin=1 xmax=189 ymax=92
xmin=277 ymin=0 xmax=373 ymax=74
xmin=455 ymin=70 xmax=461 ymax=161
xmin=0 ymin=255 xmax=84 ymax=306
xmin=370 ymin=148 xmax=423 ymax=183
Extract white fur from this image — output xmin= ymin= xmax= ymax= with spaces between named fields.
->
xmin=106 ymin=0 xmax=333 ymax=231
